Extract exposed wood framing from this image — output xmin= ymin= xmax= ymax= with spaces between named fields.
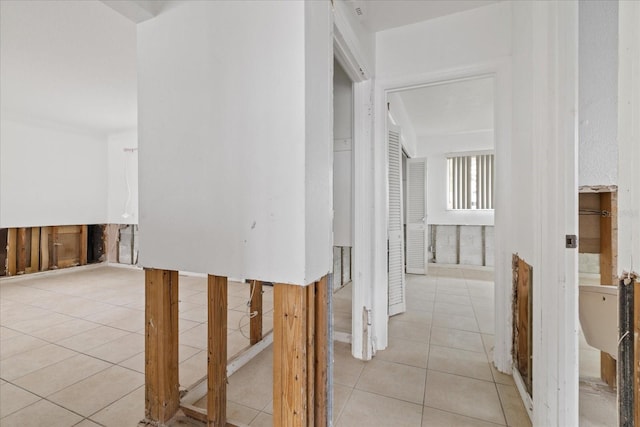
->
xmin=51 ymin=226 xmax=59 ymax=268
xmin=30 ymin=227 xmax=40 ymax=272
xmin=314 ymin=276 xmax=329 ymax=427
xmin=17 ymin=228 xmax=27 ymax=273
xmin=274 ymin=283 xmax=312 ymax=426
xmin=145 ymin=269 xmax=180 ymax=424
xmin=80 ymin=225 xmax=88 ymax=266
xmin=250 ymin=280 xmax=263 ymax=345
xmin=601 ymin=191 xmax=618 ymax=389
xmin=306 ymin=283 xmax=315 ymax=427
xmin=634 ymin=277 xmax=639 ymax=427
xmin=618 ymin=274 xmax=635 ymax=426
xmin=208 ymin=275 xmax=228 ymax=427
xmin=512 ymin=254 xmax=532 ymax=396
xmin=40 ymin=227 xmax=50 ymax=271
xmin=273 ymin=277 xmax=329 ymax=427
xmin=6 ymin=228 xmax=17 ymax=276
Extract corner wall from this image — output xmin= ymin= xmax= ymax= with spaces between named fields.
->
xmin=137 ymin=1 xmax=332 ymax=284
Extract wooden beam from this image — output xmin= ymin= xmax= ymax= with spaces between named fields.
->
xmin=250 ymin=280 xmax=263 ymax=345
xmin=30 ymin=227 xmax=40 ymax=272
xmin=40 ymin=227 xmax=49 ymax=271
xmin=144 ymin=269 xmax=180 ymax=424
xmin=314 ymin=276 xmax=329 ymax=427
xmin=80 ymin=225 xmax=88 ymax=266
xmin=6 ymin=228 xmax=17 ymax=276
xmin=600 ymin=191 xmax=618 ymax=388
xmin=273 ymin=282 xmax=313 ymax=427
xmin=635 ymin=278 xmax=639 ymax=427
xmin=208 ymin=275 xmax=228 ymax=427
xmin=306 ymin=282 xmax=315 ymax=427
xmin=17 ymin=228 xmax=27 ymax=273
xmin=51 ymin=226 xmax=59 ymax=269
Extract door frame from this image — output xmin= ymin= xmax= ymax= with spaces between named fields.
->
xmin=373 ymin=61 xmax=512 ymax=357
xmin=333 ymin=17 xmax=375 ymax=360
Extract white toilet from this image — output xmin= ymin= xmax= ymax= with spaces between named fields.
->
xmin=579 ymin=284 xmax=618 ymax=360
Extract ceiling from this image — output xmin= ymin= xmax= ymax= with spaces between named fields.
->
xmin=0 ymin=0 xmax=137 ymax=135
xmin=0 ymin=0 xmax=498 ymax=137
xmin=394 ymin=77 xmax=494 ymax=137
xmin=348 ymin=0 xmax=501 ymax=32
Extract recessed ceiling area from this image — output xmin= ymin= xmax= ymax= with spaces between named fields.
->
xmin=349 ymin=0 xmax=502 ymax=32
xmin=393 ymin=77 xmax=494 ymax=137
xmin=0 ymin=0 xmax=137 ymax=135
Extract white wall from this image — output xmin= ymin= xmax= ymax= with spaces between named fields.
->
xmin=617 ymin=0 xmax=640 ymax=276
xmin=0 ymin=118 xmax=107 ymax=228
xmin=107 ymin=130 xmax=138 ymax=224
xmin=578 ymin=0 xmax=618 ymax=187
xmin=333 ymin=61 xmax=353 ymax=247
xmin=376 ymin=2 xmax=511 ymax=81
xmin=137 ymin=1 xmax=332 ymax=284
xmin=417 ymin=130 xmax=494 ymax=226
xmin=387 ymin=93 xmax=417 ymax=157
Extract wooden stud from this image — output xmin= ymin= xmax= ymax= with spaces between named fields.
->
xmin=40 ymin=227 xmax=50 ymax=271
xmin=17 ymin=228 xmax=27 ymax=273
xmin=6 ymin=228 xmax=17 ymax=276
xmin=306 ymin=282 xmax=315 ymax=427
xmin=273 ymin=283 xmax=311 ymax=427
xmin=634 ymin=278 xmax=639 ymax=427
xmin=314 ymin=276 xmax=329 ymax=427
xmin=80 ymin=225 xmax=88 ymax=266
xmin=600 ymin=191 xmax=618 ymax=388
xmin=207 ymin=275 xmax=228 ymax=427
xmin=145 ymin=269 xmax=180 ymax=424
xmin=250 ymin=280 xmax=263 ymax=345
xmin=51 ymin=226 xmax=59 ymax=268
xmin=30 ymin=227 xmax=40 ymax=272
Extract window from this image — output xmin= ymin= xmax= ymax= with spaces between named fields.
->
xmin=447 ymin=152 xmax=494 ymax=210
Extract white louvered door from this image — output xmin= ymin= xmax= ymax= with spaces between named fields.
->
xmin=406 ymin=158 xmax=427 ymax=275
xmin=387 ymin=124 xmax=405 ymax=316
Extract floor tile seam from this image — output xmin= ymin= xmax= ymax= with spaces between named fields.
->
xmin=428 ymin=343 xmax=493 ymax=358
xmin=425 ymin=368 xmax=498 ymax=385
xmin=492 ymin=376 xmax=510 ymax=426
xmin=332 ymin=384 xmax=355 ymax=425
xmin=24 ymin=322 xmax=106 ymax=346
xmin=428 ymin=342 xmax=486 ymax=355
xmin=85 ymin=384 xmax=144 ymax=420
xmin=423 ymin=366 xmax=493 ymax=383
xmin=0 ymin=379 xmax=90 ymax=421
xmin=421 ymin=403 xmax=507 ymax=427
xmin=77 ymin=418 xmax=106 ymax=427
xmin=430 ymin=322 xmax=481 ymax=334
xmin=10 ymin=351 xmax=116 ymax=390
xmin=350 ymin=386 xmax=425 ymax=407
xmin=364 ymin=357 xmax=429 ymax=372
xmin=374 ymin=356 xmax=428 ymax=370
xmin=0 ymin=349 xmax=81 ymax=382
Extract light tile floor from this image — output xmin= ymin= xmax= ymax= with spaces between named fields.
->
xmin=5 ymin=264 xmax=607 ymax=426
xmin=0 ymin=266 xmax=270 ymax=426
xmin=204 ymin=265 xmax=531 ymax=427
